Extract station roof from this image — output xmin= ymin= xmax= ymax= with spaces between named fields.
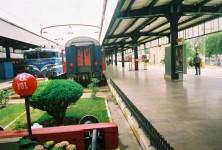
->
xmin=0 ymin=17 xmax=63 ymax=50
xmin=102 ymin=0 xmax=222 ymax=51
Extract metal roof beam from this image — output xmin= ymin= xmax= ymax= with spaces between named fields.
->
xmin=182 ymin=5 xmax=222 ymax=14
xmin=112 ymin=18 xmax=139 ymax=44
xmin=126 ymin=0 xmax=136 ymax=10
xmin=106 ymin=32 xmax=167 ymax=40
xmin=140 ymin=32 xmax=168 ymax=37
xmin=123 ymin=0 xmax=158 ymax=18
xmin=178 ymin=15 xmax=222 ymax=31
xmin=103 ymin=41 xmax=132 ymax=47
xmin=107 ymin=17 xmax=169 ymax=40
xmin=120 ymin=5 xmax=171 ymax=18
xmin=170 ymin=0 xmax=184 ymax=5
xmin=134 ymin=17 xmax=158 ymax=33
xmin=197 ymin=0 xmax=211 ymax=7
xmin=120 ymin=5 xmax=222 ymax=18
xmin=102 ymin=0 xmax=126 ymax=45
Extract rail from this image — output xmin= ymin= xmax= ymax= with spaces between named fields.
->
xmin=110 ymin=79 xmax=174 ymax=150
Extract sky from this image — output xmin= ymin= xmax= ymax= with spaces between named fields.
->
xmin=0 ymin=0 xmax=117 ymax=46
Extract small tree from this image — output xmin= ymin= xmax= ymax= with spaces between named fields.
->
xmin=30 ymin=79 xmax=83 ymax=124
xmin=87 ymin=78 xmax=99 ymax=99
xmin=0 ymin=90 xmax=10 ymax=108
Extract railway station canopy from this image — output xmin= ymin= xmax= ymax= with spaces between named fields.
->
xmin=102 ymin=0 xmax=222 ymax=51
xmin=0 ymin=17 xmax=62 ymax=50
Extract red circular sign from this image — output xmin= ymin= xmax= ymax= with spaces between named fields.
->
xmin=12 ymin=73 xmax=38 ymax=96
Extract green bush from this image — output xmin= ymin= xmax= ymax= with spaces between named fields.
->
xmin=30 ymin=79 xmax=83 ymax=124
xmin=160 ymin=57 xmax=165 ymax=64
xmin=144 ymin=59 xmax=149 ymax=63
xmin=0 ymin=90 xmax=10 ymax=108
xmin=87 ymin=78 xmax=99 ymax=99
xmin=188 ymin=57 xmax=194 ymax=67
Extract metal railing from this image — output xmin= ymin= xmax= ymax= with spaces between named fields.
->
xmin=110 ymin=79 xmax=174 ymax=150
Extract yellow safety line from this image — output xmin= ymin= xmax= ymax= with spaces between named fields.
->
xmin=4 ymin=111 xmax=26 ymax=129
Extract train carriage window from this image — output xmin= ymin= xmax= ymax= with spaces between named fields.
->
xmin=24 ymin=53 xmax=38 ymax=59
xmin=101 ymin=51 xmax=105 ymax=58
xmin=78 ymin=49 xmax=82 ymax=56
xmin=39 ymin=52 xmax=57 ymax=58
xmin=57 ymin=52 xmax=61 ymax=58
xmin=85 ymin=48 xmax=89 ymax=56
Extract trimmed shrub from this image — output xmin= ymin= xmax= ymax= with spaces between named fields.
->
xmin=30 ymin=79 xmax=83 ymax=124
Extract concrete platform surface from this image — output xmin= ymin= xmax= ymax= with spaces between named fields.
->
xmin=104 ymin=63 xmax=222 ymax=150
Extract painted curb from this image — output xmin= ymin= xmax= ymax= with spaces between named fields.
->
xmin=107 ymin=79 xmax=155 ymax=150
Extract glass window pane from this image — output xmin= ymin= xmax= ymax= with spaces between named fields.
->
xmin=85 ymin=48 xmax=89 ymax=56
xmin=25 ymin=53 xmax=38 ymax=59
xmin=39 ymin=52 xmax=56 ymax=58
xmin=78 ymin=49 xmax=81 ymax=56
xmin=219 ymin=17 xmax=222 ymax=30
xmin=198 ymin=24 xmax=204 ymax=36
xmin=193 ymin=26 xmax=199 ymax=37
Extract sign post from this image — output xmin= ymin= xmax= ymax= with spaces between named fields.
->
xmin=12 ymin=73 xmax=37 ymax=137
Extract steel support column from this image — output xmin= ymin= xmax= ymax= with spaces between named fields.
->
xmin=121 ymin=44 xmax=125 ymax=67
xmin=165 ymin=13 xmax=181 ymax=79
xmin=132 ymin=35 xmax=139 ymax=71
xmin=133 ymin=46 xmax=138 ymax=70
xmin=114 ymin=48 xmax=117 ymax=66
xmin=110 ymin=51 xmax=113 ymax=64
xmin=5 ymin=39 xmax=11 ymax=62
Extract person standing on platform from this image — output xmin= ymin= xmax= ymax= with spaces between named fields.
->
xmin=193 ymin=53 xmax=202 ymax=75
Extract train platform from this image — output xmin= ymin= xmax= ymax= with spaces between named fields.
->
xmin=0 ymin=79 xmax=12 ymax=90
xmin=104 ymin=63 xmax=222 ymax=150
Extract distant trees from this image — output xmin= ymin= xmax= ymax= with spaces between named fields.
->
xmin=205 ymin=31 xmax=222 ymax=58
xmin=30 ymin=79 xmax=83 ymax=124
xmin=182 ymin=40 xmax=195 ymax=66
xmin=183 ymin=40 xmax=195 ymax=58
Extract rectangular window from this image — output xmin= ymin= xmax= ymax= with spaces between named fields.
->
xmin=85 ymin=48 xmax=89 ymax=56
xmin=178 ymin=31 xmax=183 ymax=39
xmin=39 ymin=52 xmax=57 ymax=58
xmin=24 ymin=53 xmax=38 ymax=59
xmin=188 ymin=28 xmax=193 ymax=38
xmin=185 ymin=29 xmax=189 ymax=39
xmin=193 ymin=26 xmax=199 ymax=37
xmin=205 ymin=21 xmax=212 ymax=34
xmin=78 ymin=49 xmax=82 ymax=56
xmin=219 ymin=17 xmax=222 ymax=30
xmin=198 ymin=24 xmax=204 ymax=36
xmin=212 ymin=19 xmax=219 ymax=32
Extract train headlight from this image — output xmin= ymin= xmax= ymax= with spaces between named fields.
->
xmin=47 ymin=66 xmax=52 ymax=71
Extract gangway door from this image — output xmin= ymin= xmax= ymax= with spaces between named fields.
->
xmin=76 ymin=47 xmax=92 ymax=72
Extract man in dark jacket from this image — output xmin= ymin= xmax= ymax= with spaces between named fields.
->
xmin=193 ymin=53 xmax=202 ymax=75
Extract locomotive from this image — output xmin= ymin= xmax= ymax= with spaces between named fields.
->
xmin=65 ymin=36 xmax=106 ymax=84
xmin=23 ymin=48 xmax=66 ymax=78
